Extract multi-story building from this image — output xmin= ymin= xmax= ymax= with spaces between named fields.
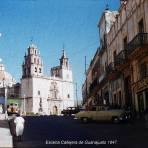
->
xmin=21 ymin=44 xmax=75 ymax=115
xmin=82 ymin=8 xmax=118 ymax=108
xmin=82 ymin=0 xmax=148 ymax=115
xmin=111 ymin=0 xmax=148 ymax=113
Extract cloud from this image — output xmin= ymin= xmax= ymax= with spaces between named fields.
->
xmin=0 ymin=33 xmax=2 ymax=37
xmin=0 ymin=58 xmax=2 ymax=62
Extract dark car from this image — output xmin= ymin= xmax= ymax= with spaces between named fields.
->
xmin=8 ymin=112 xmax=20 ymax=117
xmin=61 ymin=107 xmax=82 ymax=116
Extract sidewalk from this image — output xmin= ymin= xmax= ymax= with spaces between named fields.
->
xmin=0 ymin=114 xmax=13 ymax=148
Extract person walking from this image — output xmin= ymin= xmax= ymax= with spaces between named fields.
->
xmin=14 ymin=115 xmax=25 ymax=141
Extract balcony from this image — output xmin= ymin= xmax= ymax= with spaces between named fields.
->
xmin=106 ymin=62 xmax=120 ymax=81
xmin=115 ymin=33 xmax=148 ymax=68
xmin=127 ymin=33 xmax=148 ymax=56
xmin=114 ymin=50 xmax=127 ymax=67
xmin=89 ymin=77 xmax=99 ymax=97
xmin=106 ymin=62 xmax=116 ymax=73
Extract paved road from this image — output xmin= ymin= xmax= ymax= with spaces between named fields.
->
xmin=13 ymin=116 xmax=148 ymax=148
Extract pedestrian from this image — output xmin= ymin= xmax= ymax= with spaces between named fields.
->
xmin=14 ymin=114 xmax=25 ymax=141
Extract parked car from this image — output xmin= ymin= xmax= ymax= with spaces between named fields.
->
xmin=61 ymin=107 xmax=82 ymax=116
xmin=8 ymin=112 xmax=20 ymax=117
xmin=75 ymin=106 xmax=129 ymax=123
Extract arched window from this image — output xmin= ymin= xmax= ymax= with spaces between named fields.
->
xmin=39 ymin=68 xmax=41 ymax=73
xmin=50 ymin=82 xmax=59 ymax=99
xmin=37 ymin=59 xmax=39 ymax=64
xmin=35 ymin=67 xmax=37 ymax=72
xmin=67 ymin=94 xmax=70 ymax=98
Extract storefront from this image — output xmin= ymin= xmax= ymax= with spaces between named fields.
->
xmin=133 ymin=76 xmax=148 ymax=113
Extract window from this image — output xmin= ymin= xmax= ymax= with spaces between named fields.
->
xmin=67 ymin=94 xmax=70 ymax=98
xmin=34 ymin=58 xmax=36 ymax=64
xmin=114 ymin=94 xmax=117 ymax=104
xmin=50 ymin=82 xmax=59 ymax=99
xmin=38 ymin=91 xmax=40 ymax=95
xmin=39 ymin=68 xmax=41 ymax=73
xmin=35 ymin=67 xmax=37 ymax=72
xmin=138 ymin=19 xmax=144 ymax=33
xmin=113 ymin=50 xmax=116 ymax=62
xmin=123 ymin=36 xmax=127 ymax=50
xmin=37 ymin=59 xmax=39 ymax=64
xmin=140 ymin=62 xmax=147 ymax=79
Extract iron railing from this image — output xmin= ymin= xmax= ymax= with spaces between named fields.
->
xmin=89 ymin=77 xmax=99 ymax=95
xmin=114 ymin=50 xmax=127 ymax=66
xmin=106 ymin=62 xmax=116 ymax=73
xmin=115 ymin=33 xmax=148 ymax=66
xmin=127 ymin=33 xmax=148 ymax=55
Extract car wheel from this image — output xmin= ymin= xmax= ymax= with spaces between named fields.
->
xmin=112 ymin=117 xmax=119 ymax=123
xmin=81 ymin=117 xmax=89 ymax=123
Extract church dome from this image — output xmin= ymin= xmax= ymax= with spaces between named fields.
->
xmin=0 ymin=63 xmax=16 ymax=87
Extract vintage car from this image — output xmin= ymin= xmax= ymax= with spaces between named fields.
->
xmin=75 ymin=106 xmax=128 ymax=123
xmin=61 ymin=107 xmax=82 ymax=116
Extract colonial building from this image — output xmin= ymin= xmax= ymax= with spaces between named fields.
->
xmin=82 ymin=0 xmax=148 ymax=115
xmin=82 ymin=8 xmax=118 ymax=108
xmin=107 ymin=0 xmax=148 ymax=112
xmin=21 ymin=44 xmax=74 ymax=115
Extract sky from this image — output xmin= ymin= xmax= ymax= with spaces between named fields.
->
xmin=0 ymin=0 xmax=120 ymax=103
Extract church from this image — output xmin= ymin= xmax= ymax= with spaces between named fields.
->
xmin=21 ymin=44 xmax=75 ymax=115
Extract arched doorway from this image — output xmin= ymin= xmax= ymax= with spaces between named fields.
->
xmin=53 ymin=105 xmax=58 ymax=115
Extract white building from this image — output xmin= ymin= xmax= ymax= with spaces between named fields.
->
xmin=0 ymin=61 xmax=16 ymax=88
xmin=21 ymin=44 xmax=75 ymax=115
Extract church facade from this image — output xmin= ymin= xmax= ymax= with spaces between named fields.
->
xmin=21 ymin=44 xmax=74 ymax=115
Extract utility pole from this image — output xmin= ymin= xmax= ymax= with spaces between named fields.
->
xmin=75 ymin=82 xmax=78 ymax=107
xmin=4 ymin=86 xmax=8 ymax=119
xmin=3 ymin=78 xmax=8 ymax=119
xmin=85 ymin=56 xmax=88 ymax=109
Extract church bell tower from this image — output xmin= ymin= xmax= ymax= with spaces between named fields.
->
xmin=60 ymin=50 xmax=70 ymax=70
xmin=22 ymin=44 xmax=43 ymax=78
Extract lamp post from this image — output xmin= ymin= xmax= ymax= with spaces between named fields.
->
xmin=3 ymin=78 xmax=8 ymax=119
xmin=4 ymin=86 xmax=8 ymax=119
xmin=75 ymin=82 xmax=78 ymax=108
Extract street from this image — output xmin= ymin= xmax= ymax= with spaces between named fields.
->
xmin=13 ymin=116 xmax=148 ymax=148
